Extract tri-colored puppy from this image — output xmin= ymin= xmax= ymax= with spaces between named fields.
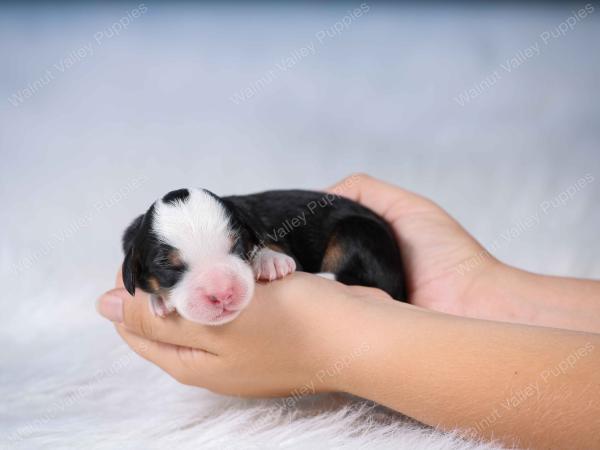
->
xmin=122 ymin=188 xmax=406 ymax=325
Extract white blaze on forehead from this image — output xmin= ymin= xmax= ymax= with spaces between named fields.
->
xmin=153 ymin=188 xmax=233 ymax=263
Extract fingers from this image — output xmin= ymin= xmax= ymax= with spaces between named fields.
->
xmin=97 ymin=287 xmax=219 ymax=352
xmin=325 ymin=173 xmax=429 ymax=221
xmin=115 ymin=325 xmax=216 ymax=386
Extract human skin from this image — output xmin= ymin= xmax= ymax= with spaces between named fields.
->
xmin=97 ymin=174 xmax=600 ymax=449
xmin=324 ymin=174 xmax=600 ymax=333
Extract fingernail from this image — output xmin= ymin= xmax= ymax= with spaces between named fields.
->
xmin=96 ymin=294 xmax=124 ymax=323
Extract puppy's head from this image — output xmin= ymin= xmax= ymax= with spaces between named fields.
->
xmin=122 ymin=188 xmax=257 ymax=325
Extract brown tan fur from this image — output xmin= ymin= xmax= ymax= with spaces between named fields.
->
xmin=321 ymin=233 xmax=343 ymax=273
xmin=266 ymin=243 xmax=285 ymax=253
xmin=147 ymin=276 xmax=160 ymax=292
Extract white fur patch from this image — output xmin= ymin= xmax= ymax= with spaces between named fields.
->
xmin=153 ymin=188 xmax=234 ymax=266
xmin=151 ymin=188 xmax=255 ymax=325
xmin=316 ymin=272 xmax=336 ymax=280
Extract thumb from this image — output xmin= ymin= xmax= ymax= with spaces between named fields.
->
xmin=96 ymin=287 xmax=127 ymax=323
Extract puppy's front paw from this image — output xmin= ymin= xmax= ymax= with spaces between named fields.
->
xmin=252 ymin=248 xmax=296 ymax=281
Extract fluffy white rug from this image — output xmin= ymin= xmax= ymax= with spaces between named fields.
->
xmin=1 ymin=2 xmax=598 ymax=449
xmin=1 ymin=327 xmax=504 ymax=450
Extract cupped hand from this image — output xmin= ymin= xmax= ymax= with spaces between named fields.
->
xmin=98 ymin=270 xmax=393 ymax=396
xmin=98 ymin=173 xmax=503 ymax=395
xmin=328 ymin=173 xmax=503 ymax=318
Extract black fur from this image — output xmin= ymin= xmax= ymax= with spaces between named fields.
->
xmin=162 ymin=188 xmax=190 ymax=205
xmin=121 ymin=214 xmax=144 ymax=295
xmin=122 ymin=189 xmax=406 ymax=301
xmin=223 ymin=190 xmax=406 ymax=300
xmin=121 ymin=205 xmax=187 ymax=296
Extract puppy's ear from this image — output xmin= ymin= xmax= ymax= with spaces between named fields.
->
xmin=122 ymin=214 xmax=143 ymax=296
xmin=122 ymin=248 xmax=137 ymax=296
xmin=122 ymin=214 xmax=144 ymax=253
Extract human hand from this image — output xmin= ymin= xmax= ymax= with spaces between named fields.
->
xmin=97 ymin=270 xmax=394 ymax=396
xmin=328 ymin=173 xmax=503 ymax=319
xmin=96 ymin=175 xmax=600 ymax=450
xmin=330 ymin=174 xmax=600 ymax=332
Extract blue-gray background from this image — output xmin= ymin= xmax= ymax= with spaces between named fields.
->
xmin=1 ymin=3 xmax=599 ymax=448
xmin=1 ymin=1 xmax=599 ymax=335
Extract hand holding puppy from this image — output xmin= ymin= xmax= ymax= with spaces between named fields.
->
xmin=97 ymin=174 xmax=600 ymax=449
xmin=98 ymin=270 xmax=392 ymax=396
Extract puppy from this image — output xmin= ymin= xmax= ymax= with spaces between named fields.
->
xmin=122 ymin=188 xmax=406 ymax=325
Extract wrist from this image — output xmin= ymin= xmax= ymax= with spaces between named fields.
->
xmin=459 ymin=261 xmax=542 ymax=324
xmin=460 ymin=261 xmax=598 ymax=331
xmin=487 ymin=267 xmax=600 ymax=332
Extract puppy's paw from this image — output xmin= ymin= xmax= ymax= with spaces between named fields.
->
xmin=252 ymin=248 xmax=296 ymax=281
xmin=149 ymin=294 xmax=175 ymax=318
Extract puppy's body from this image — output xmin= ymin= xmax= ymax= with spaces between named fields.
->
xmin=225 ymin=190 xmax=406 ymax=298
xmin=122 ymin=188 xmax=406 ymax=325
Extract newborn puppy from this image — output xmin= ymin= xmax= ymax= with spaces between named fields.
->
xmin=122 ymin=188 xmax=406 ymax=325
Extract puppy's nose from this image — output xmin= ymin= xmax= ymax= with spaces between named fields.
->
xmin=207 ymin=289 xmax=234 ymax=306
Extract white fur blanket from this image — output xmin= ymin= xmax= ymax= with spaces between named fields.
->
xmin=1 ymin=3 xmax=598 ymax=449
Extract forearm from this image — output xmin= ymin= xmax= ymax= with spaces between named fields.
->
xmin=477 ymin=264 xmax=600 ymax=333
xmin=338 ymin=299 xmax=600 ymax=449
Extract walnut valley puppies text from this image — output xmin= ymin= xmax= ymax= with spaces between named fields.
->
xmin=7 ymin=3 xmax=148 ymax=107
xmin=230 ymin=3 xmax=370 ymax=104
xmin=456 ymin=173 xmax=595 ymax=275
xmin=121 ymin=184 xmax=406 ymax=325
xmin=246 ymin=173 xmax=362 ymax=259
xmin=454 ymin=3 xmax=595 ymax=106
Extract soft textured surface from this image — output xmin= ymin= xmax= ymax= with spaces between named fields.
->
xmin=1 ymin=2 xmax=598 ymax=449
